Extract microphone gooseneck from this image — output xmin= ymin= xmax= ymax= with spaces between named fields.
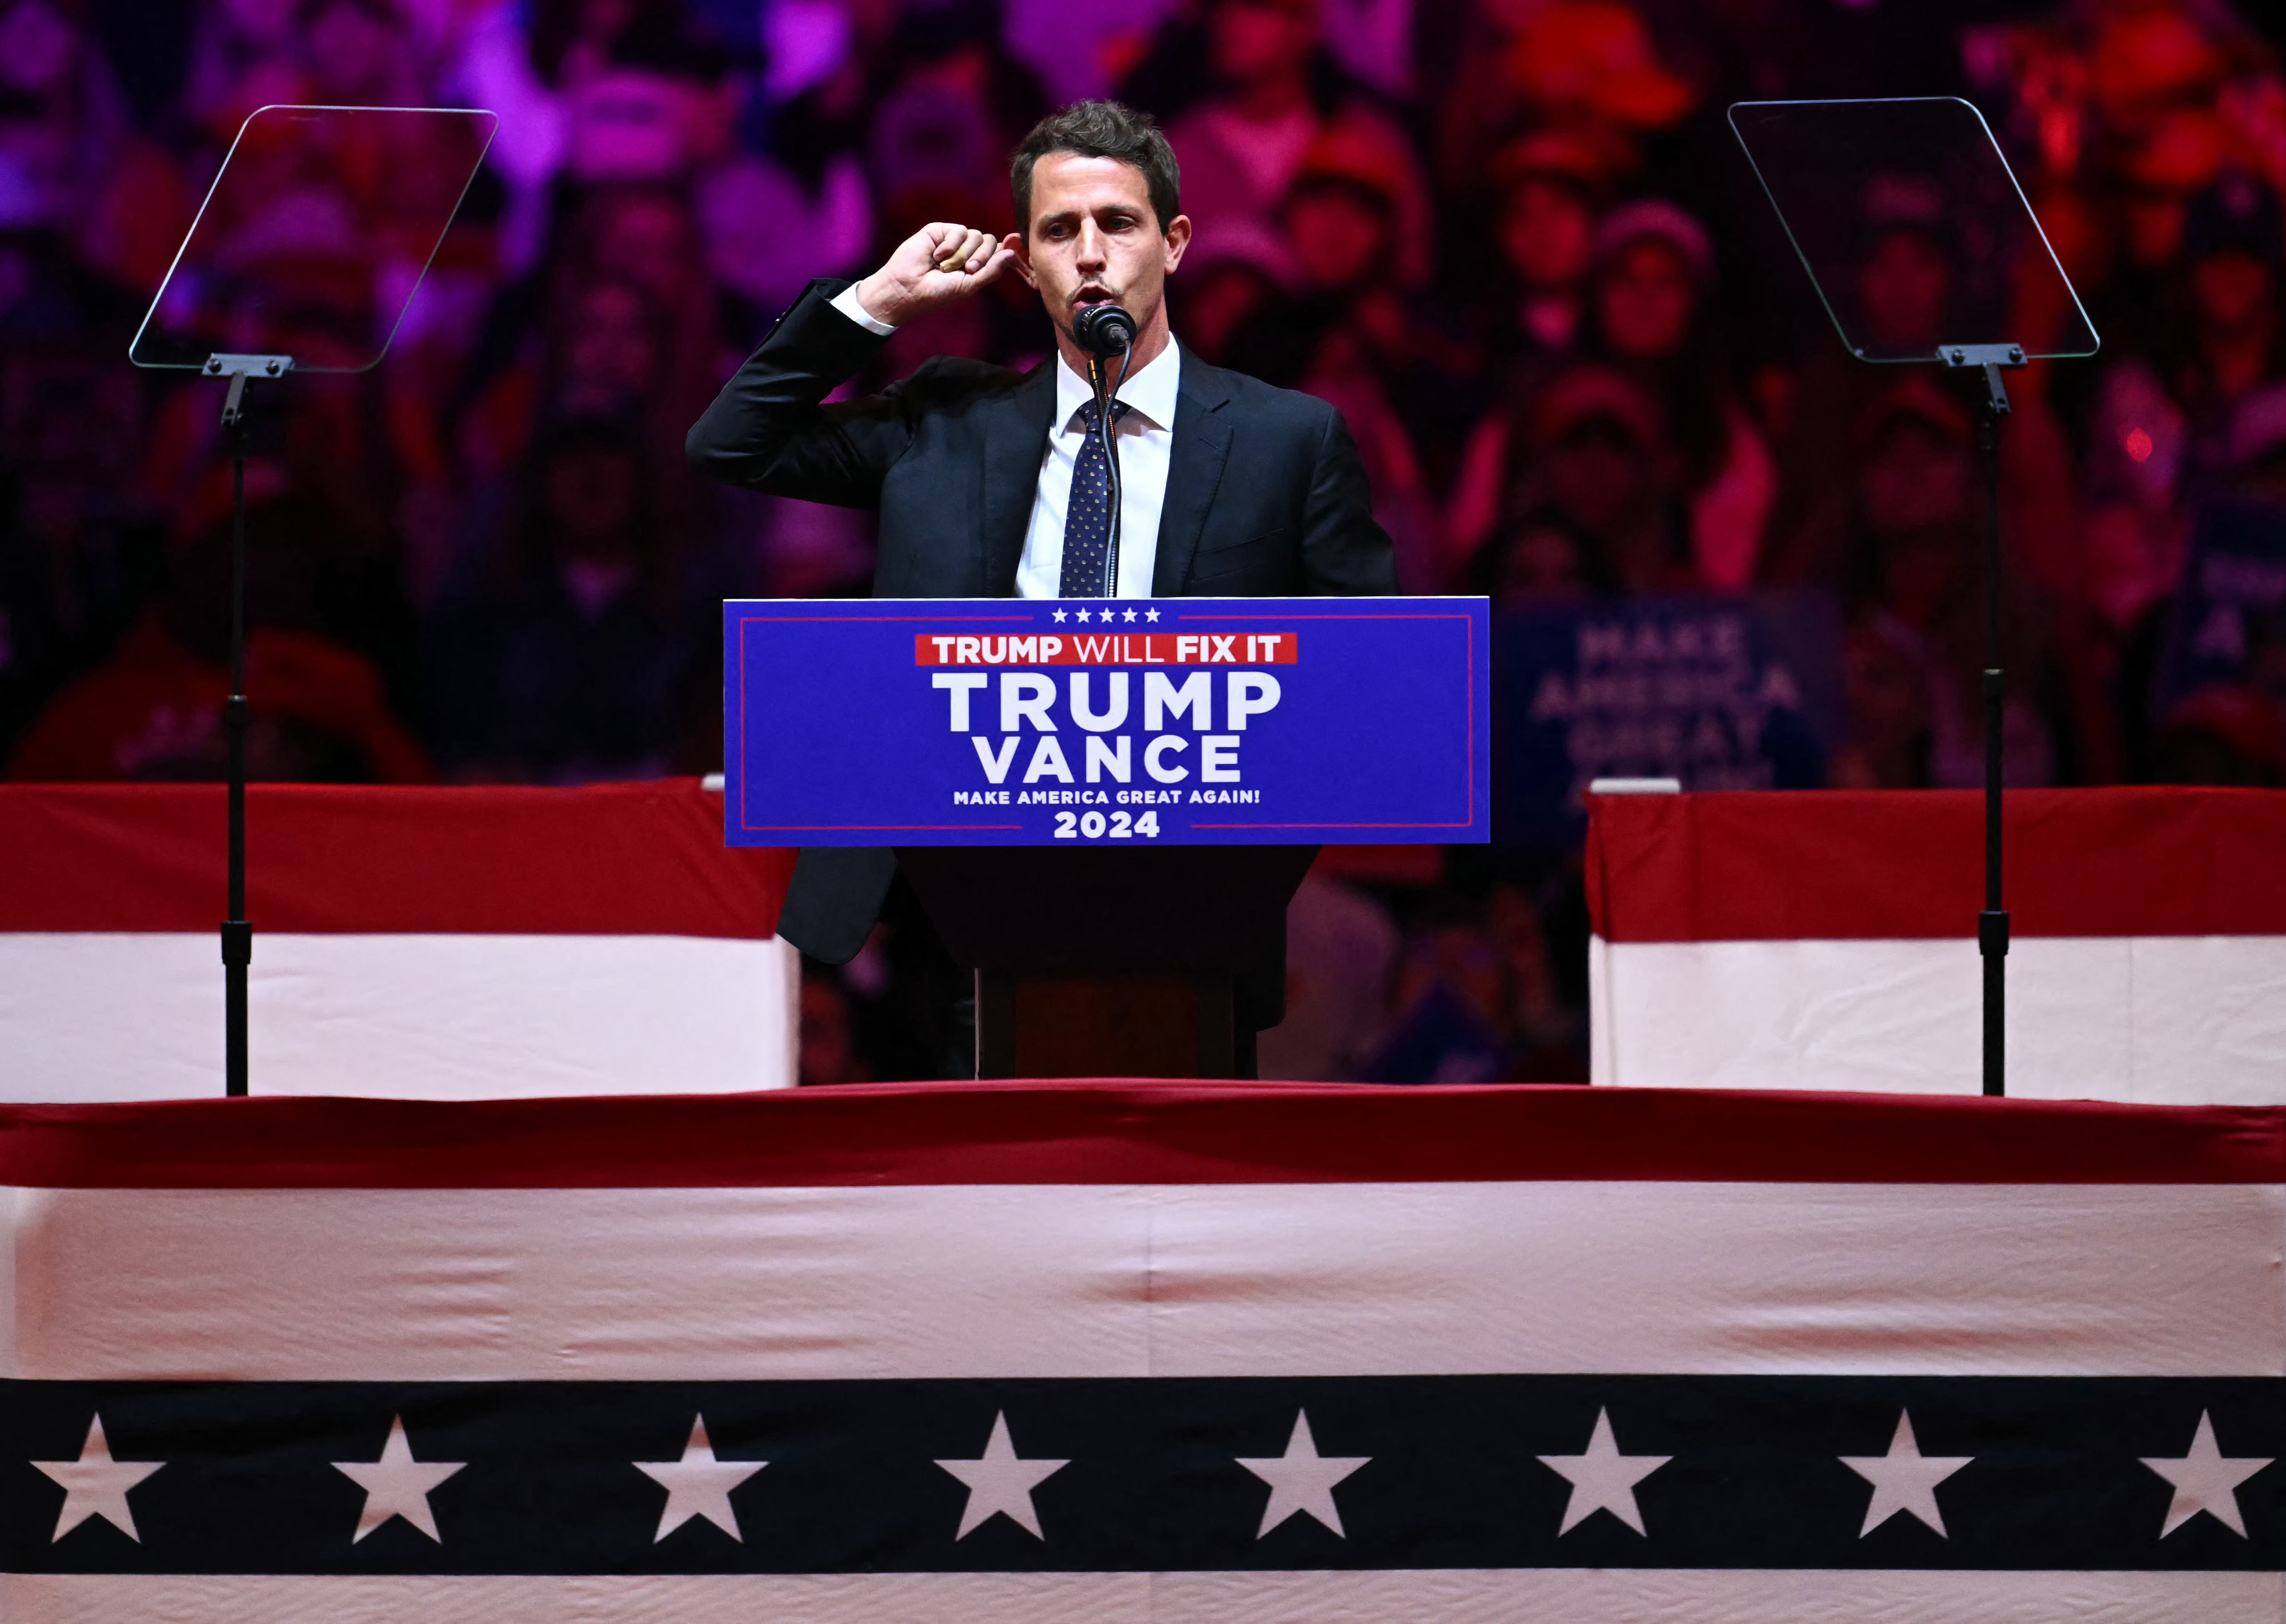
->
xmin=1085 ymin=334 xmax=1135 ymax=599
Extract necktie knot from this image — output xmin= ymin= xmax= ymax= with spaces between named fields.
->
xmin=1076 ymin=397 xmax=1132 ymax=433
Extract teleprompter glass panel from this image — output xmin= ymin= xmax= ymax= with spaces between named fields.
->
xmin=130 ymin=105 xmax=497 ymax=373
xmin=1729 ymin=97 xmax=2097 ymax=363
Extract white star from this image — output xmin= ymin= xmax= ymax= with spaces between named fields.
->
xmin=936 ymin=1411 xmax=1067 ymax=1539
xmin=31 ymin=1415 xmax=164 ymax=1543
xmin=1841 ymin=1410 xmax=1972 ymax=1537
xmin=1052 ymin=608 xmax=1067 ymax=622
xmin=1122 ymin=608 xmax=1138 ymax=622
xmin=332 ymin=1415 xmax=465 ymax=1543
xmin=2143 ymin=1410 xmax=2271 ymax=1537
xmin=1074 ymin=608 xmax=1092 ymax=622
xmin=1144 ymin=606 xmax=1160 ymax=622
xmin=1538 ymin=1407 xmax=1669 ymax=1536
xmin=635 ymin=1414 xmax=767 ymax=1543
xmin=1236 ymin=1410 xmax=1369 ymax=1538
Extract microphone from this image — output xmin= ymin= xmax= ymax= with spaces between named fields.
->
xmin=1073 ymin=300 xmax=1137 ymax=356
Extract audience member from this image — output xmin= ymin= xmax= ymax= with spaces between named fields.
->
xmin=2170 ymin=173 xmax=2286 ymax=495
xmin=798 ymin=968 xmax=872 ymax=1086
xmin=1465 ymin=506 xmax=1610 ymax=609
xmin=1273 ymin=129 xmax=1442 ymax=585
xmin=1768 ymin=172 xmax=1962 ymax=563
xmin=1168 ymin=219 xmax=1294 ymax=371
xmin=298 ymin=0 xmax=427 ymax=110
xmin=1256 ymin=872 xmax=1399 ymax=1081
xmin=1813 ymin=378 xmax=2071 ymax=789
xmin=1455 ymin=364 xmax=1695 ymax=597
xmin=1159 ymin=0 xmax=1427 ymax=284
xmin=8 ymin=488 xmax=429 ymax=783
xmin=184 ymin=0 xmax=309 ymax=140
xmin=1480 ymin=133 xmax=1608 ymax=377
xmin=1581 ymin=199 xmax=1775 ymax=590
xmin=0 ymin=345 xmax=150 ymax=757
xmin=1432 ymin=0 xmax=1692 ymax=202
xmin=2148 ymin=684 xmax=2286 ymax=786
xmin=1360 ymin=880 xmax=1582 ymax=1084
xmin=427 ymin=416 xmax=702 ymax=782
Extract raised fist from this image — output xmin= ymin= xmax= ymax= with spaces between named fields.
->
xmin=850 ymin=222 xmax=1019 ymax=328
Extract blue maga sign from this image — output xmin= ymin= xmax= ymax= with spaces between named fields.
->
xmin=1493 ymin=590 xmax=1841 ymax=849
xmin=2154 ymin=499 xmax=2286 ymax=714
xmin=724 ymin=596 xmax=1490 ymax=847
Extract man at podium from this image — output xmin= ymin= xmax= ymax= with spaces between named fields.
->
xmin=688 ymin=97 xmax=1396 ymax=1016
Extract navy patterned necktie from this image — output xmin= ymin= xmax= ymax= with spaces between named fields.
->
xmin=1057 ymin=397 xmax=1132 ymax=597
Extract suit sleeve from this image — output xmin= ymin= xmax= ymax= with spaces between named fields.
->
xmin=1298 ymin=404 xmax=1401 ymax=595
xmin=685 ymin=278 xmax=917 ymax=509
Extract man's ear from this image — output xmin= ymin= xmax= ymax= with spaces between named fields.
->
xmin=1162 ymin=214 xmax=1192 ymax=275
xmin=1005 ymin=231 xmax=1036 ymax=289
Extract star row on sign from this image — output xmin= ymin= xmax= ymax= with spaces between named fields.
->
xmin=26 ymin=1404 xmax=2272 ymax=1548
xmin=1050 ymin=605 xmax=1157 ymax=624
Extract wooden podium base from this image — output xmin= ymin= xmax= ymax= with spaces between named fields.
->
xmin=976 ymin=970 xmax=1235 ymax=1078
xmin=896 ymin=846 xmax=1315 ymax=1082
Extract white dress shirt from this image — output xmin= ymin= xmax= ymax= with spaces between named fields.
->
xmin=829 ymin=284 xmax=1180 ymax=598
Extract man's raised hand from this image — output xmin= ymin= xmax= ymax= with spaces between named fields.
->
xmin=851 ymin=223 xmax=1019 ymax=327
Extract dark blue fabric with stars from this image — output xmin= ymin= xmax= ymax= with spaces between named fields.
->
xmin=1057 ymin=397 xmax=1131 ymax=599
xmin=4 ymin=1374 xmax=2280 ymax=1570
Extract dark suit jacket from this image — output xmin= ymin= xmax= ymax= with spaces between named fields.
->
xmin=687 ymin=278 xmax=1397 ymax=970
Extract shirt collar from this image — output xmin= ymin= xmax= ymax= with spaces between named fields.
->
xmin=1054 ymin=335 xmax=1181 ymax=434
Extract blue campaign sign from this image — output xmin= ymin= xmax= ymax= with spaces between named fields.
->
xmin=1492 ymin=589 xmax=1842 ymax=849
xmin=2154 ymin=499 xmax=2286 ymax=714
xmin=724 ymin=596 xmax=1490 ymax=847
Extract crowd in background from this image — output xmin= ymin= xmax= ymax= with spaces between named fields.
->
xmin=4 ymin=0 xmax=2285 ymax=1083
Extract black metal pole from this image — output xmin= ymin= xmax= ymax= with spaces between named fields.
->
xmin=1089 ymin=353 xmax=1124 ymax=598
xmin=1976 ymin=362 xmax=2010 ymax=1098
xmin=220 ymin=371 xmax=252 ymax=1097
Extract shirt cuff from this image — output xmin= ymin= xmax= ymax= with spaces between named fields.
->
xmin=829 ymin=283 xmax=897 ymax=336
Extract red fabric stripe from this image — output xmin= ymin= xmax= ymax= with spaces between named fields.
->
xmin=0 ymin=781 xmax=793 ymax=936
xmin=0 ymin=1082 xmax=2275 ymax=1188
xmin=1586 ymin=786 xmax=2286 ymax=942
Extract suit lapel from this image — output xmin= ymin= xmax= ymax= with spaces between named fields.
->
xmin=980 ymin=365 xmax=1056 ymax=595
xmin=1152 ymin=359 xmax=1234 ymax=596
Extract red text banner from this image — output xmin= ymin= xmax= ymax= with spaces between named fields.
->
xmin=915 ymin=632 xmax=1301 ymax=667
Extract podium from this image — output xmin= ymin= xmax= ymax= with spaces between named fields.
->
xmin=726 ymin=595 xmax=1491 ymax=1077
xmin=897 ymin=844 xmax=1316 ymax=1077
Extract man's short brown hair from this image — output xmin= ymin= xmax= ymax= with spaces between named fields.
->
xmin=1010 ymin=100 xmax=1181 ymax=236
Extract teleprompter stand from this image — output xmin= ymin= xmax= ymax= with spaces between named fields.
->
xmin=1731 ymin=97 xmax=2098 ymax=1096
xmin=130 ymin=104 xmax=496 ymax=1095
xmin=896 ymin=846 xmax=1316 ymax=1078
xmin=212 ymin=355 xmax=293 ymax=1095
xmin=1945 ymin=342 xmax=2024 ymax=1097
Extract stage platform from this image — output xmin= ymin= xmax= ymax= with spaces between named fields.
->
xmin=1 ymin=1080 xmax=2280 ymax=1620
